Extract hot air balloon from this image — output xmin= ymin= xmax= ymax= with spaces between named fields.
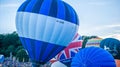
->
xmin=86 ymin=37 xmax=102 ymax=47
xmin=50 ymin=33 xmax=82 ymax=67
xmin=16 ymin=0 xmax=79 ymax=67
xmin=100 ymin=38 xmax=120 ymax=59
xmin=71 ymin=47 xmax=116 ymax=67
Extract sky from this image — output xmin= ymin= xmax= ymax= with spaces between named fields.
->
xmin=0 ymin=0 xmax=120 ymax=38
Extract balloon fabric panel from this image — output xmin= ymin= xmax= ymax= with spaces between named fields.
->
xmin=20 ymin=37 xmax=65 ymax=64
xmin=16 ymin=12 xmax=78 ymax=46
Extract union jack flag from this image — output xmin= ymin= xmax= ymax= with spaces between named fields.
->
xmin=56 ymin=33 xmax=82 ymax=61
xmin=50 ymin=33 xmax=82 ymax=64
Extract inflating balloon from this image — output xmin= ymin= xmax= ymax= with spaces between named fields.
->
xmin=100 ymin=38 xmax=120 ymax=59
xmin=16 ymin=0 xmax=79 ymax=67
xmin=71 ymin=47 xmax=116 ymax=67
xmin=86 ymin=37 xmax=102 ymax=47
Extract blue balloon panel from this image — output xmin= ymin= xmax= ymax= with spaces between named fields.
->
xmin=71 ymin=47 xmax=116 ymax=67
xmin=20 ymin=37 xmax=65 ymax=64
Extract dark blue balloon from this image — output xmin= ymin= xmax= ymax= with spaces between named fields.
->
xmin=100 ymin=38 xmax=120 ymax=49
xmin=100 ymin=38 xmax=120 ymax=59
xmin=71 ymin=47 xmax=116 ymax=67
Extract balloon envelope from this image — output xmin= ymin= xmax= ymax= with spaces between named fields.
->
xmin=16 ymin=0 xmax=79 ymax=65
xmin=86 ymin=37 xmax=102 ymax=47
xmin=71 ymin=47 xmax=116 ymax=67
xmin=100 ymin=38 xmax=120 ymax=59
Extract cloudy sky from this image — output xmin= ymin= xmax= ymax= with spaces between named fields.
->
xmin=0 ymin=0 xmax=120 ymax=38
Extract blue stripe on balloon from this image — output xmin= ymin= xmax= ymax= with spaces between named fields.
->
xmin=25 ymin=0 xmax=38 ymax=12
xmin=65 ymin=3 xmax=78 ymax=25
xmin=63 ymin=2 xmax=78 ymax=25
xmin=31 ymin=0 xmax=44 ymax=13
xmin=49 ymin=0 xmax=58 ymax=17
xmin=19 ymin=38 xmax=28 ymax=54
xmin=57 ymin=1 xmax=65 ymax=19
xmin=19 ymin=37 xmax=34 ymax=61
xmin=20 ymin=37 xmax=65 ymax=64
xmin=74 ymin=10 xmax=79 ymax=25
xmin=25 ymin=38 xmax=35 ymax=61
xmin=38 ymin=41 xmax=48 ymax=61
xmin=18 ymin=0 xmax=30 ymax=11
xmin=63 ymin=2 xmax=71 ymax=24
xmin=46 ymin=46 xmax=65 ymax=62
xmin=39 ymin=0 xmax=53 ymax=15
xmin=34 ymin=40 xmax=42 ymax=62
xmin=41 ymin=43 xmax=55 ymax=61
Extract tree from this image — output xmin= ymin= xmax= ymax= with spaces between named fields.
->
xmin=16 ymin=49 xmax=29 ymax=62
xmin=15 ymin=46 xmax=24 ymax=53
xmin=0 ymin=34 xmax=5 ymax=47
xmin=5 ymin=45 xmax=15 ymax=56
xmin=0 ymin=31 xmax=22 ymax=57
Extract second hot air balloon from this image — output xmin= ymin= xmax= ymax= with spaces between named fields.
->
xmin=71 ymin=47 xmax=116 ymax=67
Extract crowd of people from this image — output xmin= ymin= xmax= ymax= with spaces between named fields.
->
xmin=0 ymin=57 xmax=52 ymax=67
xmin=0 ymin=57 xmax=31 ymax=67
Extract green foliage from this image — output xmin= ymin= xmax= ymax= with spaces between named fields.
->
xmin=0 ymin=31 xmax=28 ymax=60
xmin=5 ymin=45 xmax=15 ymax=56
xmin=16 ymin=49 xmax=29 ymax=62
xmin=0 ymin=31 xmax=30 ymax=62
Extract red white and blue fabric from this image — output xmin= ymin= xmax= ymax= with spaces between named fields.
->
xmin=52 ymin=33 xmax=82 ymax=66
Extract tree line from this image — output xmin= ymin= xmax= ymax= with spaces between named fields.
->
xmin=0 ymin=31 xmax=29 ymax=62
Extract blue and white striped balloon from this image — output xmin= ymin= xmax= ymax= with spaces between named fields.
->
xmin=16 ymin=0 xmax=79 ymax=66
